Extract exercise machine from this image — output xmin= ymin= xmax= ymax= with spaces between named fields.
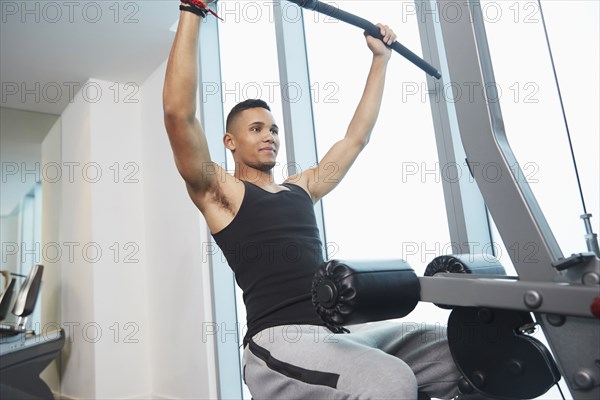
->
xmin=306 ymin=1 xmax=600 ymax=399
xmin=0 ymin=265 xmax=65 ymax=399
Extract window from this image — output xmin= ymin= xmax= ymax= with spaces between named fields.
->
xmin=305 ymin=1 xmax=452 ymax=323
xmin=481 ymin=0 xmax=599 ymax=265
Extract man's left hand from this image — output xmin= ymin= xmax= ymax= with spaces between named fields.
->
xmin=365 ymin=23 xmax=397 ymax=60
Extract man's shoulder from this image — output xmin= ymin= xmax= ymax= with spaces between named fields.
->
xmin=284 ymin=169 xmax=316 ymax=203
xmin=186 ymin=167 xmax=246 ymax=233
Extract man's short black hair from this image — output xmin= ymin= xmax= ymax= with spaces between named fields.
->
xmin=226 ymin=99 xmax=271 ymax=133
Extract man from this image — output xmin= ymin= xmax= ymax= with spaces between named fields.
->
xmin=163 ymin=1 xmax=461 ymax=398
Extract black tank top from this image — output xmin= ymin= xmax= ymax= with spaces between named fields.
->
xmin=211 ymin=180 xmax=326 ymax=345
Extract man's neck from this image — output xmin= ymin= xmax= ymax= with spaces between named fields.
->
xmin=234 ymin=164 xmax=275 ymax=187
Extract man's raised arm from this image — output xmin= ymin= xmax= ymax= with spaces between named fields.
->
xmin=295 ymin=23 xmax=397 ymax=203
xmin=163 ymin=5 xmax=215 ymax=193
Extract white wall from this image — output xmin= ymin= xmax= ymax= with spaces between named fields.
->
xmin=89 ymin=78 xmax=151 ymax=399
xmin=52 ymin=69 xmax=217 ymax=399
xmin=58 ymin=78 xmax=152 ymax=399
xmin=59 ymin=85 xmax=97 ymax=398
xmin=40 ymin=117 xmax=62 ymax=392
xmin=140 ymin=59 xmax=217 ymax=400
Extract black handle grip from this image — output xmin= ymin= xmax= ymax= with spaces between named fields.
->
xmin=286 ymin=0 xmax=442 ymax=79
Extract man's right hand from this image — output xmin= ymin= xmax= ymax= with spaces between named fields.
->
xmin=180 ymin=0 xmax=217 ymax=6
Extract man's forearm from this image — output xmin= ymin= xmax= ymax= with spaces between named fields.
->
xmin=163 ymin=11 xmax=202 ymax=118
xmin=345 ymin=55 xmax=390 ymax=145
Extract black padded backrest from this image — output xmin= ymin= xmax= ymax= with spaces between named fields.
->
xmin=12 ymin=264 xmax=44 ymax=318
xmin=0 ymin=278 xmax=16 ymax=321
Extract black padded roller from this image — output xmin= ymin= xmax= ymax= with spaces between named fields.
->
xmin=425 ymin=254 xmax=506 ymax=277
xmin=425 ymin=254 xmax=506 ymax=309
xmin=312 ymin=259 xmax=420 ymax=330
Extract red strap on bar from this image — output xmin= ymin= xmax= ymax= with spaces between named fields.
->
xmin=181 ymin=0 xmax=223 ymax=21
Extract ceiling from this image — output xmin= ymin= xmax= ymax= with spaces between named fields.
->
xmin=0 ymin=0 xmax=180 ymax=215
xmin=1 ymin=0 xmax=180 ymax=115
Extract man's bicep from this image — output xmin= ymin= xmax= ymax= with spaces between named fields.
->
xmin=164 ymin=116 xmax=217 ymax=190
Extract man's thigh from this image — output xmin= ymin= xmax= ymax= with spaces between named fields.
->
xmin=243 ymin=324 xmax=418 ymax=400
xmin=348 ymin=320 xmax=461 ymax=398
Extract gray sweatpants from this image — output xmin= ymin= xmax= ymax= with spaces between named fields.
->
xmin=242 ymin=321 xmax=461 ymax=399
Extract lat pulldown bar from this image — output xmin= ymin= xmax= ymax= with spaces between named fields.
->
xmin=285 ymin=0 xmax=442 ymax=79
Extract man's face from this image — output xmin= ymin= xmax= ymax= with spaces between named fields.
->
xmin=225 ymin=107 xmax=280 ymax=172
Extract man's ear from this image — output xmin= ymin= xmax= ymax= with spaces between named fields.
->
xmin=223 ymin=132 xmax=235 ymax=151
